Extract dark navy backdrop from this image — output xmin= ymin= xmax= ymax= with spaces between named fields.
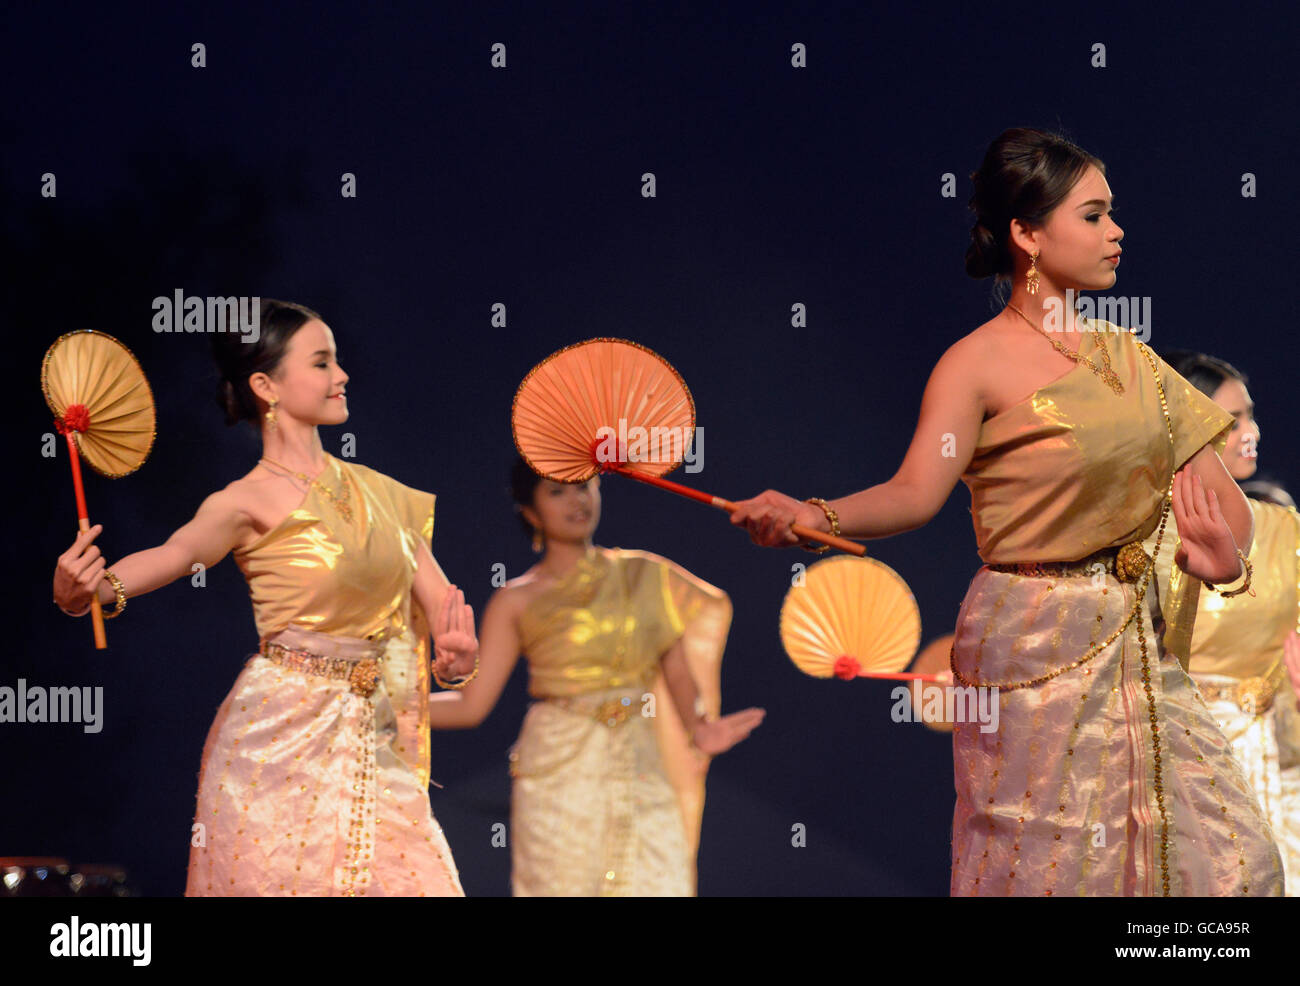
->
xmin=5 ymin=2 xmax=1296 ymax=896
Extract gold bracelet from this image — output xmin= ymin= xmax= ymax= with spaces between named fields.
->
xmin=434 ymin=653 xmax=480 ymax=690
xmin=1204 ymin=549 xmax=1254 ymax=598
xmin=800 ymin=498 xmax=839 ymax=553
xmin=102 ymin=570 xmax=127 ymax=619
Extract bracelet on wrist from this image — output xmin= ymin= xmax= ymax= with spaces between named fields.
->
xmin=800 ymin=498 xmax=839 ymax=553
xmin=1203 ymin=549 xmax=1254 ymax=598
xmin=434 ymin=653 xmax=480 ymax=690
xmin=101 ymin=570 xmax=127 ymax=619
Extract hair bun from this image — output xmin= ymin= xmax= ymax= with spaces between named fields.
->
xmin=964 ymin=221 xmax=1002 ymax=279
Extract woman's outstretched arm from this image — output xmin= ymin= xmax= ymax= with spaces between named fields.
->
xmin=730 ymin=336 xmax=986 ymax=546
xmin=53 ymin=489 xmax=249 ymax=614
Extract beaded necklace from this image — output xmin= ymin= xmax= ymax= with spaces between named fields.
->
xmin=1007 ymin=303 xmax=1125 ymax=396
xmin=259 ymin=455 xmax=354 ymax=523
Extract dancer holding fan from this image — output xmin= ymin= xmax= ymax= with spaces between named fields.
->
xmin=428 ymin=457 xmax=764 ymax=896
xmin=730 ymin=128 xmax=1283 ymax=896
xmin=52 ymin=299 xmax=475 ymax=896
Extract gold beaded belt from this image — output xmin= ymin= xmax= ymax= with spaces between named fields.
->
xmin=546 ymin=694 xmax=641 ymax=727
xmin=989 ymin=541 xmax=1151 ymax=583
xmin=261 ymin=640 xmax=383 ymax=698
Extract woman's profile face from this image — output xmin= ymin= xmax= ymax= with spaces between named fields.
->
xmin=259 ymin=320 xmax=350 ymax=429
xmin=528 ymin=476 xmax=601 ymax=543
xmin=1210 ymin=378 xmax=1259 ymax=481
xmin=1035 ymin=165 xmax=1125 ymax=293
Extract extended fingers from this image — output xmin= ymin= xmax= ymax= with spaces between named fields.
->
xmin=1191 ymin=473 xmax=1210 ymax=519
xmin=436 ymin=585 xmax=456 ymax=634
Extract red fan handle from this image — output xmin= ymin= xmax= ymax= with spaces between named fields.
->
xmin=609 ymin=466 xmax=868 ymax=557
xmin=57 ymin=406 xmax=106 ymax=649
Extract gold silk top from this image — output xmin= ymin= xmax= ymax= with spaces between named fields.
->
xmin=232 ymin=453 xmax=436 ymax=783
xmin=518 ymin=547 xmax=730 ymax=700
xmin=961 ymin=324 xmax=1234 ymax=565
xmin=1149 ymin=498 xmax=1300 ymax=679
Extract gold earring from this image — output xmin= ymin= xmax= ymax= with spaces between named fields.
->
xmin=265 ymin=399 xmax=279 ymax=431
xmin=1026 ymin=251 xmax=1041 ymax=295
xmin=532 ymin=528 xmax=544 ymax=553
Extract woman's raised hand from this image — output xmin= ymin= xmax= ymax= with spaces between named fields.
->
xmin=53 ymin=524 xmax=106 ymax=616
xmin=433 ymin=586 xmax=479 ymax=680
xmin=691 ymin=707 xmax=766 ymax=756
xmin=729 ymin=490 xmax=826 ymax=548
xmin=1171 ymin=470 xmax=1243 ymax=584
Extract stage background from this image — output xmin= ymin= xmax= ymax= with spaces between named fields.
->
xmin=5 ymin=2 xmax=1295 ymax=896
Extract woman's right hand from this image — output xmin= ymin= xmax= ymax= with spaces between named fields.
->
xmin=53 ymin=524 xmax=106 ymax=616
xmin=728 ymin=490 xmax=827 ymax=548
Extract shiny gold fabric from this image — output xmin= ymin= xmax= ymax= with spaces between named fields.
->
xmin=1147 ymin=498 xmax=1300 ymax=893
xmin=509 ymin=547 xmax=731 ymax=895
xmin=952 ymin=329 xmax=1283 ymax=896
xmin=963 ymin=325 xmax=1233 ymax=564
xmin=185 ymin=454 xmax=462 ymax=896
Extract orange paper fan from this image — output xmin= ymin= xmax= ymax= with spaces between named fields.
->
xmin=512 ymin=337 xmax=695 ymax=483
xmin=42 ymin=330 xmax=156 ymax=648
xmin=779 ymin=555 xmax=927 ymax=680
xmin=904 ymin=634 xmax=957 ymax=732
xmin=512 ymin=338 xmax=866 ymax=555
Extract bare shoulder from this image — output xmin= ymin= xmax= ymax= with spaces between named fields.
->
xmin=923 ymin=323 xmax=998 ymax=405
xmin=214 ymin=470 xmax=274 ymax=517
xmin=491 ymin=570 xmax=545 ymax=615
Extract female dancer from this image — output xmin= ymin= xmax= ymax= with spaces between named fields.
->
xmin=729 ymin=128 xmax=1284 ymax=896
xmin=1142 ymin=350 xmax=1300 ymax=892
xmin=52 ymin=299 xmax=476 ymax=896
xmin=427 ymin=458 xmax=765 ymax=895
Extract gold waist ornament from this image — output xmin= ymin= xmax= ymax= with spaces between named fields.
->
xmin=989 ymin=542 xmax=1150 ymax=583
xmin=261 ymin=640 xmax=383 ymax=698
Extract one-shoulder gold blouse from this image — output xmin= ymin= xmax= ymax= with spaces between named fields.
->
xmin=231 ymin=453 xmax=436 ymax=783
xmin=517 ymin=547 xmax=729 ymax=700
xmin=961 ymin=324 xmax=1234 ymax=565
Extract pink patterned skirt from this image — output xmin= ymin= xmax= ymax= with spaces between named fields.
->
xmin=950 ymin=564 xmax=1284 ymax=896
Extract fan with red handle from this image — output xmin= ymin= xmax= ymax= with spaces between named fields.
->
xmin=779 ymin=555 xmax=938 ymax=683
xmin=42 ymin=330 xmax=156 ymax=649
xmin=511 ymin=338 xmax=865 ymax=556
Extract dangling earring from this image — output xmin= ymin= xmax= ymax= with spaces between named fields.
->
xmin=1026 ymin=250 xmax=1041 ymax=295
xmin=265 ymin=398 xmax=279 ymax=431
xmin=532 ymin=528 xmax=544 ymax=553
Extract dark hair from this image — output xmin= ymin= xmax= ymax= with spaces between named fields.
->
xmin=510 ymin=455 xmax=545 ymax=539
xmin=965 ymin=128 xmax=1106 ymax=282
xmin=211 ymin=298 xmax=322 ymax=426
xmin=1158 ymin=349 xmax=1248 ymax=400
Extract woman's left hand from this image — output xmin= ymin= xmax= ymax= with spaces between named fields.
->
xmin=1171 ymin=469 xmax=1243 ymax=584
xmin=433 ymin=586 xmax=478 ymax=680
xmin=691 ymin=707 xmax=766 ymax=756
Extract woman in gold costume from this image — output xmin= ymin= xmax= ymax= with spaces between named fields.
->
xmin=729 ymin=128 xmax=1284 ymax=896
xmin=52 ymin=300 xmax=477 ymax=896
xmin=428 ymin=458 xmax=764 ymax=895
xmin=1143 ymin=350 xmax=1300 ymax=893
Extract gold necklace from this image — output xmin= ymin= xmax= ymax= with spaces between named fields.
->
xmin=259 ymin=455 xmax=354 ymax=523
xmin=1007 ymin=303 xmax=1125 ymax=396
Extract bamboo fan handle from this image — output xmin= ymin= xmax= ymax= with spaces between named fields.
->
xmin=611 ymin=466 xmax=867 ymax=556
xmin=65 ymin=435 xmax=107 ymax=649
